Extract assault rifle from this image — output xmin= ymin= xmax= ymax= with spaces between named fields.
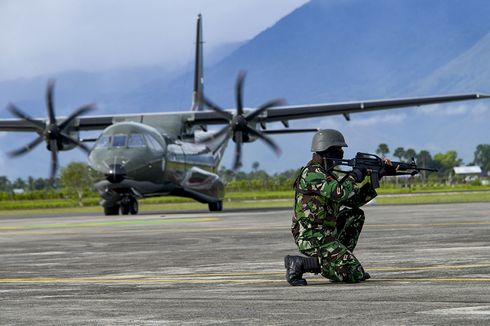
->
xmin=327 ymin=152 xmax=438 ymax=188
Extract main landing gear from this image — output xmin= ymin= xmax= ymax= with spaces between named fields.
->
xmin=104 ymin=196 xmax=139 ymax=216
xmin=208 ymin=200 xmax=223 ymax=212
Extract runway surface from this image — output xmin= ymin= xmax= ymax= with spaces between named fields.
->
xmin=1 ymin=203 xmax=489 ymax=325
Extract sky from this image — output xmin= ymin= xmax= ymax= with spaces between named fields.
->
xmin=0 ymin=0 xmax=309 ymax=81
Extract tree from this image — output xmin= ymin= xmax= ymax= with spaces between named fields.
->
xmin=252 ymin=161 xmax=260 ymax=172
xmin=473 ymin=144 xmax=490 ymax=173
xmin=416 ymin=150 xmax=433 ymax=181
xmin=376 ymin=144 xmax=390 ymax=158
xmin=0 ymin=176 xmax=11 ymax=192
xmin=27 ymin=176 xmax=35 ymax=191
xmin=393 ymin=147 xmax=405 ymax=161
xmin=60 ymin=162 xmax=92 ymax=206
xmin=12 ymin=177 xmax=26 ymax=190
xmin=404 ymin=148 xmax=417 ymax=162
xmin=433 ymin=151 xmax=462 ymax=179
xmin=416 ymin=150 xmax=433 ymax=167
xmin=33 ymin=178 xmax=49 ymax=190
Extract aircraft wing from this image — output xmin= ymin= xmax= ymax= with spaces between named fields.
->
xmin=0 ymin=93 xmax=487 ymax=133
xmin=191 ymin=93 xmax=490 ymax=126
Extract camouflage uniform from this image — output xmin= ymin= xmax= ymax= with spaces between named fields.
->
xmin=292 ymin=155 xmax=377 ymax=283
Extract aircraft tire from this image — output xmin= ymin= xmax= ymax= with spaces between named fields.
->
xmin=120 ymin=204 xmax=130 ymax=215
xmin=208 ymin=201 xmax=223 ymax=212
xmin=104 ymin=205 xmax=120 ymax=216
xmin=129 ymin=198 xmax=139 ymax=215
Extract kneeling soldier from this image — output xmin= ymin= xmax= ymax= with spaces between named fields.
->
xmin=285 ymin=129 xmax=376 ymax=285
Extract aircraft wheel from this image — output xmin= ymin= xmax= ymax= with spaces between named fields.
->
xmin=208 ymin=201 xmax=223 ymax=212
xmin=129 ymin=198 xmax=139 ymax=215
xmin=104 ymin=205 xmax=120 ymax=216
xmin=120 ymin=203 xmax=130 ymax=215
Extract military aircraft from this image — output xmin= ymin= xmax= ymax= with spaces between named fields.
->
xmin=0 ymin=14 xmax=488 ymax=215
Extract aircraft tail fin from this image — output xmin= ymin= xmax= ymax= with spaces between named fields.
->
xmin=191 ymin=14 xmax=204 ymax=111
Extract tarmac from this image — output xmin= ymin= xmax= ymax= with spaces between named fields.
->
xmin=0 ymin=202 xmax=489 ymax=325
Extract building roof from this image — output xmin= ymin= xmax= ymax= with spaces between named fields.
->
xmin=453 ymin=166 xmax=482 ymax=174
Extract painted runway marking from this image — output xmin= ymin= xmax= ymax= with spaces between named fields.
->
xmin=2 ymin=220 xmax=489 ymax=235
xmin=366 ymin=221 xmax=490 ymax=228
xmin=0 ymin=277 xmax=489 ymax=284
xmin=0 ymin=217 xmax=220 ymax=230
xmin=1 ymin=263 xmax=488 ymax=284
xmin=419 ymin=306 xmax=490 ymax=315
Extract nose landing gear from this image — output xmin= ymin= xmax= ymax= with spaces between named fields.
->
xmin=103 ymin=196 xmax=139 ymax=216
xmin=120 ymin=196 xmax=139 ymax=215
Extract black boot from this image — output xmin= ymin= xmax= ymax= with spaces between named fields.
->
xmin=361 ymin=272 xmax=371 ymax=281
xmin=284 ymin=255 xmax=321 ymax=286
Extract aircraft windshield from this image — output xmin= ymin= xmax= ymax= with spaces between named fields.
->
xmin=95 ymin=133 xmax=154 ymax=149
xmin=112 ymin=135 xmax=126 ymax=147
xmin=95 ymin=136 xmax=111 ymax=148
xmin=128 ymin=134 xmax=146 ymax=148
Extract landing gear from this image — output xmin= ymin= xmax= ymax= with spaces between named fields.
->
xmin=104 ymin=205 xmax=120 ymax=216
xmin=103 ymin=196 xmax=139 ymax=216
xmin=208 ymin=200 xmax=223 ymax=212
xmin=121 ymin=197 xmax=139 ymax=215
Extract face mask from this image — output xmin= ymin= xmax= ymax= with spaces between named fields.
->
xmin=325 ymin=147 xmax=344 ymax=159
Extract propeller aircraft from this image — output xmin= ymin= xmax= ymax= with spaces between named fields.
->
xmin=0 ymin=14 xmax=488 ymax=215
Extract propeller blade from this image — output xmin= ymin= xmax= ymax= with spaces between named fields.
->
xmin=7 ymin=135 xmax=44 ymax=157
xmin=245 ymin=98 xmax=285 ymax=122
xmin=196 ymin=125 xmax=231 ymax=143
xmin=247 ymin=126 xmax=282 ymax=156
xmin=46 ymin=80 xmax=57 ymax=125
xmin=49 ymin=139 xmax=59 ymax=184
xmin=58 ymin=104 xmax=96 ymax=130
xmin=235 ymin=71 xmax=246 ymax=116
xmin=232 ymin=131 xmax=243 ymax=171
xmin=7 ymin=104 xmax=45 ymax=132
xmin=60 ymin=133 xmax=91 ymax=153
xmin=201 ymin=94 xmax=233 ymax=121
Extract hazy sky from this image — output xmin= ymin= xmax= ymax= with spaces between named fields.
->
xmin=0 ymin=0 xmax=309 ymax=81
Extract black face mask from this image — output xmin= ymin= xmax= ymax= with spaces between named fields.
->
xmin=325 ymin=147 xmax=344 ymax=160
xmin=318 ymin=147 xmax=344 ymax=171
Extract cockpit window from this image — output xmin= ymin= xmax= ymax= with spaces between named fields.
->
xmin=112 ymin=134 xmax=127 ymax=147
xmin=95 ymin=135 xmax=110 ymax=148
xmin=128 ymin=134 xmax=146 ymax=148
xmin=144 ymin=134 xmax=164 ymax=152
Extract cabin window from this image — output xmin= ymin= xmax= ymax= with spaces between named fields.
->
xmin=128 ymin=133 xmax=146 ymax=148
xmin=112 ymin=134 xmax=127 ymax=147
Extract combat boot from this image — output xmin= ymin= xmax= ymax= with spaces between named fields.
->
xmin=284 ymin=255 xmax=321 ymax=286
xmin=362 ymin=272 xmax=371 ymax=281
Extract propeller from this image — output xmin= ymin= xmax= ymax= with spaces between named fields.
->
xmin=199 ymin=71 xmax=284 ymax=170
xmin=7 ymin=80 xmax=95 ymax=184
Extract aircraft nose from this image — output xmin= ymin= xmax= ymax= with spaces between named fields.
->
xmin=105 ymin=164 xmax=126 ymax=183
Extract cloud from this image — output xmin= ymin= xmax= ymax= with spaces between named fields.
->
xmin=417 ymin=102 xmax=489 ymax=116
xmin=0 ymin=0 xmax=308 ymax=81
xmin=349 ymin=113 xmax=407 ymax=127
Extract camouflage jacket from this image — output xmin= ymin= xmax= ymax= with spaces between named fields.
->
xmin=292 ymin=157 xmax=377 ymax=242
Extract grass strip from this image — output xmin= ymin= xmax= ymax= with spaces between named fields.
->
xmin=0 ymin=190 xmax=488 ymax=215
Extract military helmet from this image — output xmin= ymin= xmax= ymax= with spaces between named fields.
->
xmin=310 ymin=129 xmax=348 ymax=152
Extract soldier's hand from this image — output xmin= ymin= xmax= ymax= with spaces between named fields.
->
xmin=382 ymin=158 xmax=398 ymax=177
xmin=349 ymin=168 xmax=366 ymax=183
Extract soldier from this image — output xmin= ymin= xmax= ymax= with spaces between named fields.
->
xmin=285 ymin=129 xmax=379 ymax=285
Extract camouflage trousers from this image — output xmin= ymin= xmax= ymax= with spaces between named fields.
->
xmin=296 ymin=208 xmax=366 ymax=283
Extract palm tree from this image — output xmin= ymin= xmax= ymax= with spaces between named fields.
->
xmin=404 ymin=148 xmax=417 ymax=162
xmin=394 ymin=147 xmax=405 ymax=162
xmin=376 ymin=143 xmax=390 ymax=158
